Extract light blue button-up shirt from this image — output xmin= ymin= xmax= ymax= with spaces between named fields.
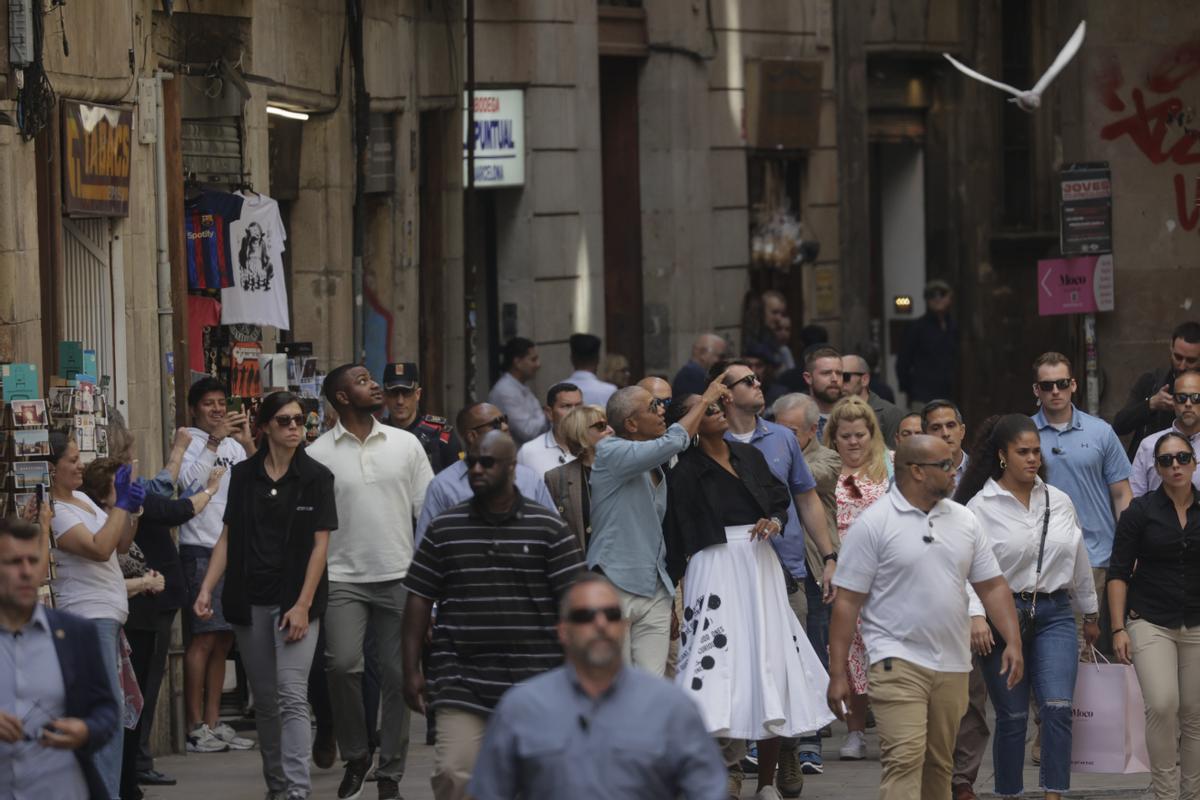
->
xmin=1033 ymin=405 xmax=1131 ymax=567
xmin=415 ymin=459 xmax=558 ymax=545
xmin=0 ymin=605 xmax=89 ymax=800
xmin=587 ymin=424 xmax=690 ymax=597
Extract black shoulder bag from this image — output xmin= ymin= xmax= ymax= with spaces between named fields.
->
xmin=990 ymin=485 xmax=1052 ymax=646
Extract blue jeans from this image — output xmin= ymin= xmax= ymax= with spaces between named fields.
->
xmin=93 ymin=618 xmax=125 ymax=800
xmin=982 ymin=593 xmax=1078 ymax=795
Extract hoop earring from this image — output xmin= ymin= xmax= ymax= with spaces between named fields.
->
xmin=999 ymin=457 xmax=1007 ymax=471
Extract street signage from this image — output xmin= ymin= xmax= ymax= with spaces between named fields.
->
xmin=463 ymin=89 xmax=525 ymax=188
xmin=1037 ymin=254 xmax=1114 ymax=316
xmin=1060 ymin=162 xmax=1112 ymax=255
xmin=62 ymin=100 xmax=132 ymax=217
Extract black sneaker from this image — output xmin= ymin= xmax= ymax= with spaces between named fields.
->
xmin=337 ymin=757 xmax=371 ymax=800
xmin=312 ymin=727 xmax=337 ymax=770
xmin=377 ymin=778 xmax=401 ymax=800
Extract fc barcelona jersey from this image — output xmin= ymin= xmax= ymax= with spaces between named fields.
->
xmin=185 ymin=191 xmax=244 ymax=290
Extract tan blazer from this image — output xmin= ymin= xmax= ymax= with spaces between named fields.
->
xmin=545 ymin=459 xmax=589 ymax=551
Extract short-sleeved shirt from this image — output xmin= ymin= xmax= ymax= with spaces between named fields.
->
xmin=1033 ymin=406 xmax=1132 ymax=567
xmin=833 ymin=487 xmax=1001 ymax=673
xmin=403 ymin=495 xmax=584 ymax=714
xmin=50 ymin=492 xmax=129 ymax=623
xmin=725 ymin=418 xmax=817 ymax=578
xmin=185 ymin=191 xmax=244 ymax=290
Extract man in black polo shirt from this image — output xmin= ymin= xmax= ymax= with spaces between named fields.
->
xmin=400 ymin=430 xmax=584 ymax=800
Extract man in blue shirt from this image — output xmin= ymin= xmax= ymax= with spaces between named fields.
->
xmin=672 ymin=333 xmax=728 ymax=398
xmin=468 ymin=573 xmax=727 ymax=800
xmin=1030 ymin=351 xmax=1132 ymax=656
xmin=587 ymin=378 xmax=729 ymax=676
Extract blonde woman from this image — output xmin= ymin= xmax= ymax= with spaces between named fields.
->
xmin=824 ymin=395 xmax=893 ymax=760
xmin=544 ymin=404 xmax=614 ymax=549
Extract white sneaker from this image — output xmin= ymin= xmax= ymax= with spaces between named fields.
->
xmin=839 ymin=730 xmax=867 ymax=760
xmin=186 ymin=724 xmax=229 ymax=753
xmin=754 ymin=786 xmax=784 ymax=800
xmin=212 ymin=721 xmax=256 ymax=750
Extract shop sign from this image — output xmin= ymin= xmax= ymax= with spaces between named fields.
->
xmin=62 ymin=100 xmax=133 ymax=217
xmin=463 ymin=90 xmax=524 ymax=188
xmin=1059 ymin=162 xmax=1112 ymax=255
xmin=1037 ymin=254 xmax=1114 ymax=316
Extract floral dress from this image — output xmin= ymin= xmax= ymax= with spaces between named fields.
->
xmin=835 ymin=470 xmax=891 ymax=695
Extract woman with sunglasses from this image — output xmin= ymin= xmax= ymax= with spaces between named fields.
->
xmin=544 ymin=404 xmax=613 ymax=549
xmin=823 ymin=395 xmax=892 ymax=759
xmin=663 ymin=395 xmax=834 ymax=800
xmin=194 ymin=391 xmax=337 ymax=800
xmin=955 ymin=414 xmax=1097 ymax=800
xmin=1108 ymin=431 xmax=1200 ymax=799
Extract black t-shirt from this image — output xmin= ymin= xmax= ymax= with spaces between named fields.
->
xmin=246 ymin=459 xmax=303 ymax=606
xmin=708 ymin=458 xmax=767 ymax=527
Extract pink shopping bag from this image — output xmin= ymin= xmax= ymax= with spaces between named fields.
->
xmin=1070 ymin=651 xmax=1150 ymax=774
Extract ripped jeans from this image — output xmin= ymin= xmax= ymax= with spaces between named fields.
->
xmin=982 ymin=592 xmax=1078 ymax=796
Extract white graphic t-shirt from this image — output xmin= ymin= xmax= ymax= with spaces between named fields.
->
xmin=221 ymin=191 xmax=290 ymax=330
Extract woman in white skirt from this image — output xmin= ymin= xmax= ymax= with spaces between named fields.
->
xmin=664 ymin=395 xmax=836 ymax=800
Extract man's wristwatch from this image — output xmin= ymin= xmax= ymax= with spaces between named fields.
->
xmin=822 ymin=552 xmax=838 ymax=564
xmin=1082 ymin=612 xmax=1100 ymax=623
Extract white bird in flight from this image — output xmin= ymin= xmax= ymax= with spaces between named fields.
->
xmin=943 ymin=20 xmax=1086 ymax=112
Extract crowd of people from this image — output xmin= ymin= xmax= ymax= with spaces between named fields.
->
xmin=3 ymin=291 xmax=1200 ymax=800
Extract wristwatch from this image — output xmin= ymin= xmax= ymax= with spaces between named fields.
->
xmin=822 ymin=552 xmax=838 ymax=564
xmin=1082 ymin=612 xmax=1100 ymax=623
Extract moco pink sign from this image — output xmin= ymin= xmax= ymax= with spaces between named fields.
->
xmin=1037 ymin=254 xmax=1115 ymax=316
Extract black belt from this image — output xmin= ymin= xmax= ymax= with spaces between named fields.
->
xmin=1012 ymin=589 xmax=1068 ymax=602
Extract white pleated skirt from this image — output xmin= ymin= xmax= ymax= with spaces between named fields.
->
xmin=675 ymin=524 xmax=836 ymax=741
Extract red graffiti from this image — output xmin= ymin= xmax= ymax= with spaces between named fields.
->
xmin=1099 ymin=89 xmax=1200 ymax=165
xmin=1175 ymin=174 xmax=1200 ymax=231
xmin=1093 ymin=55 xmax=1126 ymax=113
xmin=1147 ymin=39 xmax=1200 ymax=94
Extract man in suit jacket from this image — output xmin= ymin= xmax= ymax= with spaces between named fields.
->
xmin=0 ymin=514 xmax=119 ymax=799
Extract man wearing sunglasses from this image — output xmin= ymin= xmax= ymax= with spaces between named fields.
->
xmin=1114 ymin=321 xmax=1200 ymax=459
xmin=1130 ymin=371 xmax=1200 ymax=496
xmin=842 ymin=354 xmax=904 ymax=443
xmin=468 ymin=573 xmax=727 ymax=800
xmin=637 ymin=376 xmax=674 ymax=421
xmin=415 ymin=402 xmax=558 ymax=545
xmin=1031 ymin=351 xmax=1132 ymax=659
xmin=402 ymin=430 xmax=584 ymax=800
xmin=381 ymin=362 xmax=462 ymax=475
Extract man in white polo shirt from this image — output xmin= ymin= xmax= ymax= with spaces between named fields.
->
xmin=307 ymin=364 xmax=435 ymax=800
xmin=516 ymin=382 xmax=582 ymax=478
xmin=828 ymin=435 xmax=1024 ymax=800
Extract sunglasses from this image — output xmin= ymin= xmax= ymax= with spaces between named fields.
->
xmin=471 ymin=415 xmax=508 ymax=432
xmin=274 ymin=414 xmax=306 ymax=428
xmin=728 ymin=374 xmax=761 ymax=390
xmin=649 ymin=397 xmax=672 ymax=412
xmin=1175 ymin=393 xmax=1200 ymax=406
xmin=705 ymin=403 xmax=722 ymax=417
xmin=912 ymin=459 xmax=954 ymax=473
xmin=1156 ymin=452 xmax=1195 ymax=467
xmin=387 ymin=386 xmax=416 ymax=397
xmin=589 ymin=419 xmax=609 ymax=432
xmin=842 ymin=371 xmax=867 ymax=381
xmin=465 ymin=455 xmax=511 ymax=469
xmin=1036 ymin=379 xmax=1072 ymax=392
xmin=565 ymin=605 xmax=622 ymax=625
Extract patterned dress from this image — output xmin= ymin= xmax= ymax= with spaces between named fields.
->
xmin=835 ymin=469 xmax=890 ymax=695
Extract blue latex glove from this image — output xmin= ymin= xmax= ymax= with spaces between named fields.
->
xmin=114 ymin=464 xmax=146 ymax=513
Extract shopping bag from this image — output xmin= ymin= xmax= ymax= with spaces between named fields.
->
xmin=1070 ymin=651 xmax=1150 ymax=774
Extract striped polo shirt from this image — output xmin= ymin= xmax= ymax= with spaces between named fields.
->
xmin=403 ymin=494 xmax=584 ymax=715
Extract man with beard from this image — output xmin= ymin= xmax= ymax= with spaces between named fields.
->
xmin=307 ymin=364 xmax=435 ymax=800
xmin=803 ymin=347 xmax=843 ymax=441
xmin=401 ymin=431 xmax=584 ymax=800
xmin=468 ymin=574 xmax=727 ymax=800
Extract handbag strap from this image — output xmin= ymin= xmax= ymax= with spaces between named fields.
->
xmin=1031 ymin=484 xmax=1052 ymax=617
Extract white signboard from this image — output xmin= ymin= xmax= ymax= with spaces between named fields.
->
xmin=463 ymin=90 xmax=524 ymax=188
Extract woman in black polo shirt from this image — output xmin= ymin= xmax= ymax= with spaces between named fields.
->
xmin=663 ymin=394 xmax=835 ymax=800
xmin=1109 ymin=431 xmax=1200 ymax=800
xmin=194 ymin=391 xmax=337 ymax=800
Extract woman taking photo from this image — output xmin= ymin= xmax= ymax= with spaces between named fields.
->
xmin=956 ymin=414 xmax=1098 ymax=800
xmin=544 ymin=404 xmax=613 ymax=549
xmin=664 ymin=394 xmax=833 ymax=800
xmin=194 ymin=391 xmax=337 ymax=800
xmin=823 ymin=395 xmax=891 ymax=760
xmin=48 ymin=432 xmax=145 ymax=800
xmin=1109 ymin=431 xmax=1200 ymax=800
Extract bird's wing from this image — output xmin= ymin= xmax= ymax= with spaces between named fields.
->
xmin=943 ymin=53 xmax=1024 ymax=97
xmin=1030 ymin=20 xmax=1087 ymax=97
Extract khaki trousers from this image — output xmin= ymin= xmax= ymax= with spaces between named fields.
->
xmin=431 ymin=708 xmax=487 ymax=800
xmin=1127 ymin=618 xmax=1200 ymax=800
xmin=950 ymin=657 xmax=990 ymax=787
xmin=616 ymin=584 xmax=672 ymax=677
xmin=869 ymin=658 xmax=969 ymax=800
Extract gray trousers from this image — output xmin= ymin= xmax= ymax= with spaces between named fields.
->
xmin=325 ymin=580 xmax=411 ymax=780
xmin=234 ymin=606 xmax=320 ymax=797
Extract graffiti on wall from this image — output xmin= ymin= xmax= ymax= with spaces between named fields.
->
xmin=1097 ymin=40 xmax=1200 ymax=230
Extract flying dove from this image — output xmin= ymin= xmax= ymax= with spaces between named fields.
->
xmin=943 ymin=21 xmax=1086 ymax=112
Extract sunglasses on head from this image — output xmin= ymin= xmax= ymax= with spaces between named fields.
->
xmin=649 ymin=396 xmax=672 ymax=412
xmin=1175 ymin=392 xmax=1200 ymax=406
xmin=274 ymin=414 xmax=306 ymax=428
xmin=1036 ymin=379 xmax=1072 ymax=392
xmin=589 ymin=419 xmax=609 ymax=432
xmin=1156 ymin=452 xmax=1195 ymax=468
xmin=471 ymin=415 xmax=508 ymax=432
xmin=728 ymin=374 xmax=761 ymax=389
xmin=465 ymin=455 xmax=510 ymax=469
xmin=565 ymin=606 xmax=622 ymax=625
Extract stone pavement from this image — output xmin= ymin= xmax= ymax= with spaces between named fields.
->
xmin=142 ymin=717 xmax=1153 ymax=800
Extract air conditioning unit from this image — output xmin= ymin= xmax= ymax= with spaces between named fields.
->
xmin=9 ymin=0 xmax=36 ymax=68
